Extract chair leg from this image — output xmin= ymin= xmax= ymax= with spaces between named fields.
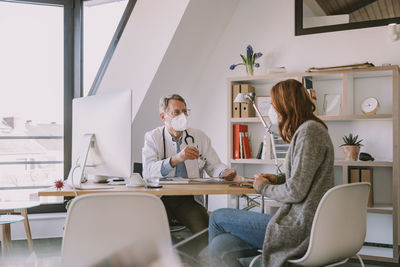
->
xmin=356 ymin=254 xmax=365 ymax=267
xmin=1 ymin=224 xmax=11 ymax=256
xmin=1 ymin=224 xmax=6 ymax=256
xmin=249 ymin=254 xmax=262 ymax=267
xmin=20 ymin=209 xmax=34 ymax=252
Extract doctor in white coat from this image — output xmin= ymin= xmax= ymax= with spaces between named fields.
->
xmin=142 ymin=94 xmax=236 ymax=254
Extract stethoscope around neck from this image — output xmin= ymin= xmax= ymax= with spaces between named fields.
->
xmin=162 ymin=127 xmax=195 ymax=160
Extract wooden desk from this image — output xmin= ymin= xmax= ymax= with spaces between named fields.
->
xmin=38 ymin=183 xmax=257 ymax=197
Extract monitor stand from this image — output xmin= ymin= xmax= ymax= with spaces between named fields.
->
xmin=67 ymin=133 xmax=94 ymax=189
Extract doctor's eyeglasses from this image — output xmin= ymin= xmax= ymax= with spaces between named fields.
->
xmin=167 ymin=108 xmax=191 ymax=117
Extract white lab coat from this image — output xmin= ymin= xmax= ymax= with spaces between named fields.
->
xmin=142 ymin=126 xmax=227 ymax=179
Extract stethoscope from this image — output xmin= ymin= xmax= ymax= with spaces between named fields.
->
xmin=162 ymin=127 xmax=195 ymax=160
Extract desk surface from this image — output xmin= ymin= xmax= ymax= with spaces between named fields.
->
xmin=38 ymin=183 xmax=257 ymax=197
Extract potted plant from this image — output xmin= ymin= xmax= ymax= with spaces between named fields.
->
xmin=340 ymin=133 xmax=363 ymax=161
xmin=229 ymin=45 xmax=263 ymax=76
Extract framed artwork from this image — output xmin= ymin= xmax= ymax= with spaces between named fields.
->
xmin=323 ymin=94 xmax=341 ymax=116
xmin=256 ymin=96 xmax=271 ymax=116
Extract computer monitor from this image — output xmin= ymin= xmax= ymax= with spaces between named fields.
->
xmin=68 ymin=90 xmax=132 ymax=186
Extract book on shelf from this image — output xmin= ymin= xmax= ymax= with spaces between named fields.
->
xmin=302 ymin=77 xmax=318 ymax=115
xmin=242 ymin=133 xmax=251 ymax=159
xmin=361 ymin=168 xmax=373 ymax=208
xmin=349 ymin=167 xmax=373 ymax=208
xmin=349 ymin=168 xmax=360 ymax=183
xmin=233 ymin=124 xmax=248 ymax=159
xmin=233 ymin=124 xmax=252 ymax=159
xmin=306 ymin=62 xmax=375 ymax=72
xmin=256 ymin=142 xmax=263 ymax=159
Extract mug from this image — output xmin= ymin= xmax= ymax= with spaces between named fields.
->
xmin=126 ymin=173 xmax=145 ymax=187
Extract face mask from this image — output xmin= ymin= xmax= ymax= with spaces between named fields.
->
xmin=268 ymin=106 xmax=279 ymax=125
xmin=169 ymin=113 xmax=188 ymax=131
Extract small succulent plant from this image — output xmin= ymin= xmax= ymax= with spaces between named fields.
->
xmin=340 ymin=133 xmax=363 ymax=147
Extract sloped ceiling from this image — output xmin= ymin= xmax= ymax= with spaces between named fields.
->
xmin=315 ymin=0 xmax=400 ymax=23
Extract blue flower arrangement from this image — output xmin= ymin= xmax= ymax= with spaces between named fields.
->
xmin=229 ymin=45 xmax=262 ymax=76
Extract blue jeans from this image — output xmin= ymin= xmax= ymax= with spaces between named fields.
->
xmin=209 ymin=208 xmax=273 ymax=267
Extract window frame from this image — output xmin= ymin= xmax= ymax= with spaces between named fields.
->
xmin=0 ymin=0 xmax=82 ymax=213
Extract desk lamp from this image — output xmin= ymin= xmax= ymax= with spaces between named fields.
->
xmin=234 ymin=92 xmax=282 ymax=174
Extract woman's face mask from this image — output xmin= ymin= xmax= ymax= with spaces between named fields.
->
xmin=169 ymin=113 xmax=188 ymax=131
xmin=268 ymin=105 xmax=279 ymax=125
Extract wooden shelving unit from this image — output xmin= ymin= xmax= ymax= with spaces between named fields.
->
xmin=227 ymin=65 xmax=400 ymax=263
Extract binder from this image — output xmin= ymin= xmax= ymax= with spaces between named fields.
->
xmin=232 ymin=84 xmax=241 ymax=118
xmin=349 ymin=168 xmax=360 ymax=183
xmin=240 ymin=84 xmax=255 ymax=117
xmin=233 ymin=124 xmax=248 ymax=159
xmin=361 ymin=168 xmax=373 ymax=208
xmin=242 ymin=133 xmax=251 ymax=159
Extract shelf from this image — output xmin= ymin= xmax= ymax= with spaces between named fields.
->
xmin=230 ymin=117 xmax=267 ymax=123
xmin=368 ymin=204 xmax=393 ymax=214
xmin=319 ymin=114 xmax=392 ymax=121
xmin=230 ymin=114 xmax=392 ymax=124
xmin=358 ymin=246 xmax=395 ymax=262
xmin=230 ymin=159 xmax=284 ymax=164
xmin=231 ymin=159 xmax=392 ymax=167
xmin=334 ymin=160 xmax=392 ymax=167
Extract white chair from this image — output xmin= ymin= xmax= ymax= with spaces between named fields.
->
xmin=61 ymin=193 xmax=173 ymax=267
xmin=250 ymin=182 xmax=370 ymax=267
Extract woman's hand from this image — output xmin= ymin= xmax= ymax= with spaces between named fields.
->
xmin=253 ymin=173 xmax=277 ymax=191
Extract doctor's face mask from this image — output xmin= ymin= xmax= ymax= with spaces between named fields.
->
xmin=169 ymin=113 xmax=188 ymax=131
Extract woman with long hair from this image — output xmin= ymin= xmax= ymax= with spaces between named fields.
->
xmin=209 ymin=79 xmax=334 ymax=267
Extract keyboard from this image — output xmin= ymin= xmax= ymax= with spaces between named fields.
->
xmin=67 ymin=183 xmax=113 ymax=190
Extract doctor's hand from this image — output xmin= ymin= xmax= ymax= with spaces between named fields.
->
xmin=220 ymin=168 xmax=237 ymax=181
xmin=253 ymin=173 xmax=276 ymax=191
xmin=170 ymin=146 xmax=199 ymax=167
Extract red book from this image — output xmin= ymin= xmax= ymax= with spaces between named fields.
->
xmin=242 ymin=135 xmax=251 ymax=159
xmin=233 ymin=124 xmax=248 ymax=159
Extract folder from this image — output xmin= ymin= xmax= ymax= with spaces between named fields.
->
xmin=232 ymin=84 xmax=241 ymax=118
xmin=233 ymin=124 xmax=248 ymax=159
xmin=361 ymin=168 xmax=373 ymax=208
xmin=240 ymin=84 xmax=255 ymax=117
xmin=242 ymin=134 xmax=251 ymax=159
xmin=349 ymin=168 xmax=360 ymax=183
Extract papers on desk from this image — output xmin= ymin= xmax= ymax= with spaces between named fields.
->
xmin=159 ymin=177 xmax=189 ymax=184
xmin=189 ymin=178 xmax=237 ymax=184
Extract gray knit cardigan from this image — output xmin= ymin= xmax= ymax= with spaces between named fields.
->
xmin=258 ymin=120 xmax=334 ymax=267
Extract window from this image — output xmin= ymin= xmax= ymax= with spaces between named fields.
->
xmin=83 ymin=0 xmax=128 ymax=96
xmin=0 ymin=0 xmax=76 ymax=208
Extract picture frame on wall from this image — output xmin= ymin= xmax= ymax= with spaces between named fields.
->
xmin=323 ymin=93 xmax=341 ymax=116
xmin=256 ymin=96 xmax=271 ymax=116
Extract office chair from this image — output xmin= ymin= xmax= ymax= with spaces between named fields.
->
xmin=61 ymin=193 xmax=174 ymax=267
xmin=133 ymin=162 xmax=143 ymax=177
xmin=250 ymin=183 xmax=370 ymax=267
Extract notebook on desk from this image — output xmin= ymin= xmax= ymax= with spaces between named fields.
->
xmin=159 ymin=177 xmax=190 ymax=185
xmin=159 ymin=177 xmax=237 ymax=185
xmin=189 ymin=178 xmax=237 ymax=184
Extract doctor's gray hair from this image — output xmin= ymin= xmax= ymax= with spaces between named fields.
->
xmin=159 ymin=94 xmax=187 ymax=114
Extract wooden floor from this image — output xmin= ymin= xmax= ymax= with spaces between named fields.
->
xmin=0 ymin=236 xmax=397 ymax=267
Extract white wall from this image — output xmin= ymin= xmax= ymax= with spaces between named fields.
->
xmin=97 ymin=0 xmax=190 ymax=119
xmin=130 ymin=0 xmax=239 ymax=162
xmin=187 ymin=0 xmax=400 ymax=167
xmin=181 ymin=0 xmax=400 ymax=211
